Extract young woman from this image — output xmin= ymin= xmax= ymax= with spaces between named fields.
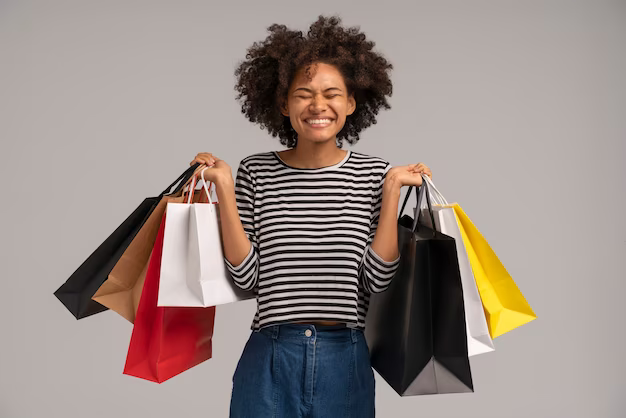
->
xmin=190 ymin=15 xmax=432 ymax=418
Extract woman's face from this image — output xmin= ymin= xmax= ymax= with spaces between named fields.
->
xmin=281 ymin=62 xmax=356 ymax=146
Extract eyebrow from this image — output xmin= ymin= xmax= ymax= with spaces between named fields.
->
xmin=293 ymin=87 xmax=343 ymax=93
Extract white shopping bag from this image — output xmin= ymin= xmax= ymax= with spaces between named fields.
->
xmin=158 ymin=167 xmax=254 ymax=307
xmin=414 ymin=176 xmax=495 ymax=357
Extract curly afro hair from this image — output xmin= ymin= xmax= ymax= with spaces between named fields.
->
xmin=233 ymin=14 xmax=394 ymax=149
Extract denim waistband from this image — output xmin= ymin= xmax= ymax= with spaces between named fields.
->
xmin=259 ymin=323 xmax=361 ymax=343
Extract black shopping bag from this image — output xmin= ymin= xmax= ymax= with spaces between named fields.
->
xmin=364 ymin=176 xmax=473 ymax=395
xmin=54 ymin=163 xmax=200 ymax=319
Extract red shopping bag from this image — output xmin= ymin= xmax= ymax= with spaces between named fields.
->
xmin=123 ymin=211 xmax=216 ymax=383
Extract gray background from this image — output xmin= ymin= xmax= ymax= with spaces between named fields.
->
xmin=1 ymin=1 xmax=624 ymax=417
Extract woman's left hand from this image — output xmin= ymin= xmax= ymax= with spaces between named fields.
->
xmin=387 ymin=163 xmax=433 ymax=188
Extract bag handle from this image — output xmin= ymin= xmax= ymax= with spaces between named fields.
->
xmin=185 ymin=166 xmax=215 ymax=205
xmin=399 ymin=174 xmax=437 ymax=235
xmin=423 ymin=175 xmax=448 ymax=206
xmin=185 ymin=174 xmax=198 ymax=204
xmin=159 ymin=163 xmax=201 ymax=197
xmin=200 ymin=167 xmax=215 ymax=205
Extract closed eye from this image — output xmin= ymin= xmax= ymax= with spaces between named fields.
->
xmin=295 ymin=95 xmax=340 ymax=99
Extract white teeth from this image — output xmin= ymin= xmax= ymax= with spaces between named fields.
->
xmin=306 ymin=119 xmax=332 ymax=125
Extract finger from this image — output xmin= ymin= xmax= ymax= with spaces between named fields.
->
xmin=197 ymin=153 xmax=216 ymax=162
xmin=191 ymin=156 xmax=205 ymax=165
xmin=197 ymin=157 xmax=215 ymax=165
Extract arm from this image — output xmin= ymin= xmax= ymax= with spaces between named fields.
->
xmin=359 ymin=164 xmax=402 ymax=293
xmin=216 ymin=161 xmax=259 ymax=291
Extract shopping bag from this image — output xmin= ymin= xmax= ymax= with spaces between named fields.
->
xmin=157 ymin=168 xmax=254 ymax=307
xmin=54 ymin=163 xmax=200 ymax=319
xmin=92 ymin=181 xmax=208 ymax=323
xmin=123 ymin=211 xmax=216 ymax=383
xmin=414 ymin=176 xmax=495 ymax=357
xmin=365 ymin=176 xmax=473 ymax=396
xmin=453 ymin=202 xmax=536 ymax=338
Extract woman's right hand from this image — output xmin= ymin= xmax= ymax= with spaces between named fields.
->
xmin=189 ymin=152 xmax=232 ymax=185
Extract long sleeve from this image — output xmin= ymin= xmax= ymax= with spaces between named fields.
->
xmin=223 ymin=161 xmax=260 ymax=291
xmin=359 ymin=163 xmax=401 ymax=293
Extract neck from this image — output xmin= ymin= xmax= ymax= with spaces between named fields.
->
xmin=288 ymin=138 xmax=346 ymax=169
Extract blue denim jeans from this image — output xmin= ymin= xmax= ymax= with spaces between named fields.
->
xmin=229 ymin=323 xmax=376 ymax=418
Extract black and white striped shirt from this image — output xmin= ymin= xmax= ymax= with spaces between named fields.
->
xmin=223 ymin=150 xmax=401 ymax=331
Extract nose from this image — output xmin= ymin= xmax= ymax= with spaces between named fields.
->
xmin=309 ymin=94 xmax=329 ymax=112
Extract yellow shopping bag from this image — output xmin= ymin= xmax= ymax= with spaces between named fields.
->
xmin=453 ymin=204 xmax=536 ymax=338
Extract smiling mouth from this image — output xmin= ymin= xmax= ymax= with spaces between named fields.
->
xmin=305 ymin=118 xmax=334 ymax=127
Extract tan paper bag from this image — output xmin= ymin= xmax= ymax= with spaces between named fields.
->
xmin=92 ymin=182 xmax=208 ymax=323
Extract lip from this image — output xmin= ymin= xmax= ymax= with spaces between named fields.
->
xmin=304 ymin=117 xmax=335 ymax=129
xmin=305 ymin=119 xmax=334 ymax=129
xmin=304 ymin=116 xmax=334 ymax=120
